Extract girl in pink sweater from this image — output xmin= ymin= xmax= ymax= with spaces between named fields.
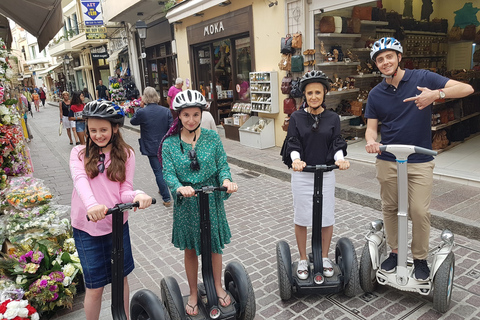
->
xmin=70 ymin=100 xmax=153 ymax=320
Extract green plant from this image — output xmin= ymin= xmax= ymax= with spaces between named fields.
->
xmin=163 ymin=0 xmax=177 ymax=12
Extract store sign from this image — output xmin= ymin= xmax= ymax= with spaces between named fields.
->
xmin=81 ymin=1 xmax=104 ymax=26
xmin=204 ymin=21 xmax=225 ymax=36
xmin=85 ymin=26 xmax=107 ymax=40
xmin=91 ymin=46 xmax=109 ymax=59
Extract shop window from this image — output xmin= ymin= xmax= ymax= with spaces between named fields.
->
xmin=72 ymin=13 xmax=79 ymax=35
xmin=287 ymin=0 xmax=302 ymax=34
xmin=196 ymin=44 xmax=213 ymax=99
xmin=213 ymin=39 xmax=232 ymax=96
xmin=234 ymin=37 xmax=251 ymax=100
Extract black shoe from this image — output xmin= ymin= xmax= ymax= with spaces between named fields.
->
xmin=414 ymin=259 xmax=430 ymax=280
xmin=381 ymin=252 xmax=397 ymax=273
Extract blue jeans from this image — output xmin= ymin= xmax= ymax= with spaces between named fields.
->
xmin=148 ymin=156 xmax=171 ymax=202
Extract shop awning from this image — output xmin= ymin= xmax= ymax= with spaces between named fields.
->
xmin=108 ymin=46 xmax=128 ymax=62
xmin=0 ymin=0 xmax=63 ymax=52
xmin=166 ymin=0 xmax=228 ymax=23
xmin=37 ymin=63 xmax=62 ymax=76
xmin=0 ymin=14 xmax=12 ymax=49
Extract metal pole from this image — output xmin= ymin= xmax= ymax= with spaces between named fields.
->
xmin=141 ymin=38 xmax=149 ymax=88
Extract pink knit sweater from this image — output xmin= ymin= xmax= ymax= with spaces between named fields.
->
xmin=69 ymin=146 xmax=140 ymax=236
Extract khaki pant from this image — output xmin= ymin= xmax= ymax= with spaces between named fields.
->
xmin=375 ymin=159 xmax=435 ymax=260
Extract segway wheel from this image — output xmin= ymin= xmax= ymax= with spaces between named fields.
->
xmin=224 ymin=261 xmax=256 ymax=320
xmin=359 ymin=242 xmax=378 ymax=293
xmin=276 ymin=241 xmax=293 ymax=301
xmin=433 ymin=252 xmax=455 ymax=313
xmin=130 ymin=289 xmax=171 ymax=320
xmin=160 ymin=277 xmax=187 ymax=320
xmin=335 ymin=237 xmax=360 ymax=297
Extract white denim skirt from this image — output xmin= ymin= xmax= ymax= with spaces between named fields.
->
xmin=291 ymin=170 xmax=335 ymax=227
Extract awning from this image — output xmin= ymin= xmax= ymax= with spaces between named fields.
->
xmin=107 ymin=46 xmax=128 ymax=62
xmin=0 ymin=14 xmax=12 ymax=49
xmin=0 ymin=0 xmax=63 ymax=52
xmin=37 ymin=63 xmax=62 ymax=76
xmin=166 ymin=0 xmax=227 ymax=23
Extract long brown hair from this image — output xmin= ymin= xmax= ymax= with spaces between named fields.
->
xmin=79 ymin=122 xmax=133 ymax=182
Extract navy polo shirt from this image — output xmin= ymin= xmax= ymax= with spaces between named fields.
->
xmin=365 ymin=69 xmax=449 ymax=163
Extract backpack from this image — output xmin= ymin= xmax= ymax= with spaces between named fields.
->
xmin=289 ymin=78 xmax=303 ymax=98
xmin=281 ymin=75 xmax=292 ymax=95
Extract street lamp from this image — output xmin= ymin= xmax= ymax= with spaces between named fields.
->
xmin=135 ymin=20 xmax=149 ymax=88
xmin=63 ymin=54 xmax=71 ymax=93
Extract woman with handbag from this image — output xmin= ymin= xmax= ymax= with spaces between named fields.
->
xmin=282 ymin=70 xmax=350 ymax=280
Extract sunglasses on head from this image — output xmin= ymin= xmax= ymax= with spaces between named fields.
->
xmin=98 ymin=153 xmax=105 ymax=173
xmin=188 ymin=149 xmax=200 ymax=171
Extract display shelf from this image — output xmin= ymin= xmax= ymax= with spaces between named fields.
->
xmin=317 ymin=61 xmax=360 ymax=66
xmin=326 ymin=88 xmax=360 ymax=96
xmin=376 ymin=28 xmax=396 ymax=33
xmin=403 ymin=54 xmax=447 ymax=58
xmin=405 ymin=30 xmax=447 ymax=36
xmin=431 ymin=112 xmax=480 ymax=131
xmin=239 ymin=116 xmax=275 ymax=149
xmin=249 ymin=71 xmax=278 ymax=114
xmin=360 ymin=20 xmax=388 ymax=26
xmin=349 ymin=48 xmax=371 ymax=52
xmin=317 ymin=33 xmax=362 ymax=38
xmin=350 ymin=73 xmax=382 ymax=78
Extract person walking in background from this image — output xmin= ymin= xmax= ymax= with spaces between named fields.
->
xmin=282 ymin=70 xmax=350 ymax=281
xmin=24 ymin=88 xmax=33 ymax=117
xmin=32 ymin=90 xmax=40 ymax=112
xmin=96 ymin=80 xmax=109 ymax=100
xmin=365 ymin=37 xmax=474 ymax=280
xmin=20 ymin=91 xmax=33 ymax=141
xmin=70 ymin=100 xmax=153 ymax=320
xmin=130 ymin=86 xmax=173 ymax=207
xmin=83 ymin=87 xmax=93 ymax=103
xmin=60 ymin=91 xmax=80 ymax=145
xmin=160 ymin=89 xmax=238 ymax=316
xmin=69 ymin=91 xmax=86 ymax=145
xmin=166 ymin=77 xmax=183 ymax=119
xmin=39 ymin=86 xmax=47 ymax=107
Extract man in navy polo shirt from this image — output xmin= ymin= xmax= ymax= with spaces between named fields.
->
xmin=364 ymin=37 xmax=474 ymax=280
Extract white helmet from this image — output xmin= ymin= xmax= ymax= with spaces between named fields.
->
xmin=370 ymin=37 xmax=403 ymax=61
xmin=172 ymin=89 xmax=207 ymax=111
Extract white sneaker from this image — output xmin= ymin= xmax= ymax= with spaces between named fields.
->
xmin=323 ymin=258 xmax=334 ymax=277
xmin=297 ymin=260 xmax=309 ymax=280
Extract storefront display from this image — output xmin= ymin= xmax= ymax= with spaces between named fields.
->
xmin=239 ymin=116 xmax=275 ymax=149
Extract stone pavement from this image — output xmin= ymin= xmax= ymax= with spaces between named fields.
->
xmin=23 ymin=102 xmax=480 ymax=319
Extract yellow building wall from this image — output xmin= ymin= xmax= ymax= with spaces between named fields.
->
xmin=172 ymin=0 xmax=287 ymax=146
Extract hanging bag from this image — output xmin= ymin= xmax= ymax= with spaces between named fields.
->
xmin=281 ymin=74 xmax=293 ymax=95
xmin=281 ymin=34 xmax=295 ymax=54
xmin=291 ymin=55 xmax=304 ymax=72
xmin=289 ymin=78 xmax=303 ymax=98
xmin=292 ymin=32 xmax=302 ymax=49
xmin=283 ymin=98 xmax=297 ymax=115
xmin=278 ymin=54 xmax=292 ymax=71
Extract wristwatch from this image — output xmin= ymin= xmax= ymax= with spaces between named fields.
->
xmin=438 ymin=89 xmax=446 ymax=99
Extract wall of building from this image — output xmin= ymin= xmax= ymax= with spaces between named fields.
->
xmin=172 ymin=0 xmax=287 ymax=146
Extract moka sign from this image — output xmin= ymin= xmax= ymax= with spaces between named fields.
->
xmin=204 ymin=21 xmax=224 ymax=36
xmin=81 ymin=1 xmax=104 ymax=26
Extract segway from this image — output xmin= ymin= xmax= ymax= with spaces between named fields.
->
xmin=88 ymin=199 xmax=170 ymax=320
xmin=160 ymin=186 xmax=256 ymax=320
xmin=359 ymin=144 xmax=455 ymax=313
xmin=276 ymin=165 xmax=360 ymax=300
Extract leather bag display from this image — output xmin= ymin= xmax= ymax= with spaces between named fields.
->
xmin=281 ymin=34 xmax=295 ymax=54
xmin=282 ymin=117 xmax=290 ymax=132
xmin=291 ymin=55 xmax=304 ymax=72
xmin=319 ymin=16 xmax=335 ymax=33
xmin=462 ymin=24 xmax=477 ymax=41
xmin=283 ymin=98 xmax=297 ymax=115
xmin=281 ymin=75 xmax=293 ymax=95
xmin=289 ymin=78 xmax=303 ymax=98
xmin=448 ymin=26 xmax=462 ymax=41
xmin=278 ymin=54 xmax=291 ymax=71
xmin=292 ymin=32 xmax=302 ymax=49
xmin=352 ymin=6 xmax=372 ymax=21
xmin=349 ymin=100 xmax=363 ymax=117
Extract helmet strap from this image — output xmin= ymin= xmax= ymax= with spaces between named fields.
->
xmin=381 ymin=66 xmax=399 ymax=79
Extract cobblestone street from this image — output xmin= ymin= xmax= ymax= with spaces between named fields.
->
xmin=28 ymin=105 xmax=480 ymax=320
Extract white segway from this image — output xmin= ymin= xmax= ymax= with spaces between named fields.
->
xmin=359 ymin=144 xmax=455 ymax=313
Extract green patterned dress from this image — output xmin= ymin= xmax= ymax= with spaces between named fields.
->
xmin=162 ymin=128 xmax=232 ymax=256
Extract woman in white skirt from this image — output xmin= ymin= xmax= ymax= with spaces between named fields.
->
xmin=282 ymin=70 xmax=350 ymax=280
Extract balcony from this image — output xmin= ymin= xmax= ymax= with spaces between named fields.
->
xmin=48 ymin=39 xmax=72 ymax=57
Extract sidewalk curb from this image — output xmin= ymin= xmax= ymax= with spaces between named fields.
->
xmin=122 ymin=119 xmax=480 ymax=242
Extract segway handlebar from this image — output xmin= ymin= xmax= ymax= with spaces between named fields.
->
xmin=86 ymin=199 xmax=156 ymax=221
xmin=176 ymin=186 xmax=228 ymax=197
xmin=379 ymin=144 xmax=437 ymax=160
xmin=303 ymin=164 xmax=339 ymax=172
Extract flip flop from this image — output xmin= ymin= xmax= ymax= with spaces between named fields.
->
xmin=186 ymin=302 xmax=198 ymax=316
xmin=218 ymin=292 xmax=231 ymax=307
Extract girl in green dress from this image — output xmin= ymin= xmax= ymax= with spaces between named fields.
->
xmin=160 ymin=89 xmax=238 ymax=316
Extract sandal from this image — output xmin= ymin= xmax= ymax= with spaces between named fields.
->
xmin=323 ymin=258 xmax=334 ymax=278
xmin=186 ymin=302 xmax=198 ymax=316
xmin=218 ymin=292 xmax=231 ymax=307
